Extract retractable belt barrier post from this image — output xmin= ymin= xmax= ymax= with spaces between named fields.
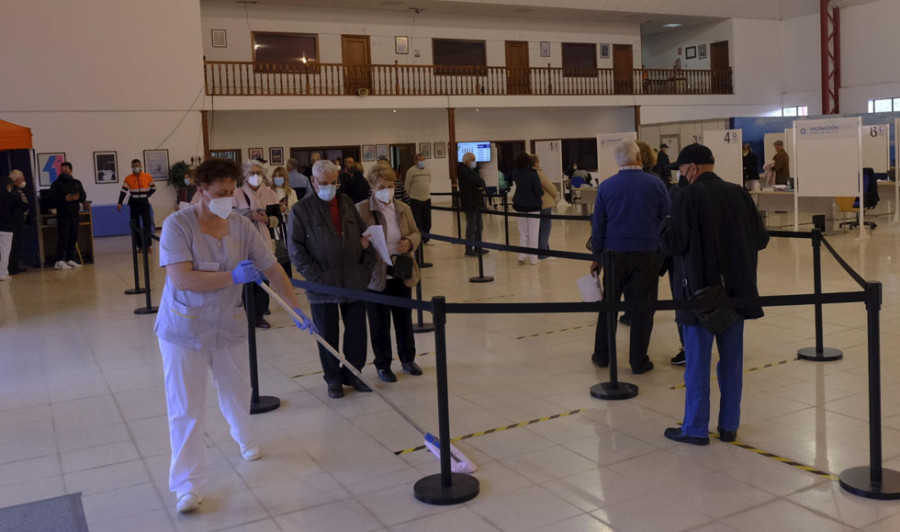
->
xmin=797 ymin=229 xmax=843 ymax=362
xmin=134 ymin=222 xmax=158 ymax=315
xmin=469 ymin=236 xmax=493 ymax=283
xmin=503 ymin=193 xmax=510 ymax=247
xmin=414 ymin=246 xmax=435 ymax=333
xmin=243 ymin=283 xmax=281 ymax=414
xmin=124 ymin=219 xmax=145 ymax=295
xmin=590 ymin=252 xmax=638 ymax=400
xmin=416 ymin=238 xmax=433 ymax=269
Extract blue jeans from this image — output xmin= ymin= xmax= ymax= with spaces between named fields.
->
xmin=538 ymin=208 xmax=552 ymax=258
xmin=681 ymin=319 xmax=744 ymax=437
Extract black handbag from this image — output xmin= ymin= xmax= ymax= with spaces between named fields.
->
xmin=388 ymin=253 xmax=415 ymax=280
xmin=690 ymin=282 xmax=738 ymax=335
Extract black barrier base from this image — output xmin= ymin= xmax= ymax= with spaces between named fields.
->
xmin=134 ymin=306 xmax=159 ymax=315
xmin=590 ymin=381 xmax=638 ymax=400
xmin=797 ymin=347 xmax=843 ymax=362
xmin=414 ymin=473 xmax=480 ymax=505
xmin=413 ymin=323 xmax=435 ymax=333
xmin=839 ymin=467 xmax=900 ymax=500
xmin=124 ymin=288 xmax=146 ymax=295
xmin=251 ymin=395 xmax=281 ymax=415
xmin=420 ymin=262 xmax=434 ymax=269
xmin=469 ymin=275 xmax=494 ymax=283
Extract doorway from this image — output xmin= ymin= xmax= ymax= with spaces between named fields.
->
xmin=341 ymin=34 xmax=371 ymax=95
xmin=710 ymin=41 xmax=731 ymax=94
xmin=659 ymin=135 xmax=680 ymax=181
xmin=505 ymin=41 xmax=530 ymax=95
xmin=494 ymin=140 xmax=526 ymax=178
xmin=390 ymin=143 xmax=417 ymax=181
xmin=612 ymin=44 xmax=633 ymax=94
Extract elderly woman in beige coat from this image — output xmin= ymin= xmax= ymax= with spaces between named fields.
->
xmin=532 ymin=154 xmax=559 ymax=261
xmin=356 ymin=165 xmax=424 ymax=382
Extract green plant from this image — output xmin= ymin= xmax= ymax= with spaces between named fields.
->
xmin=168 ymin=161 xmax=190 ymax=192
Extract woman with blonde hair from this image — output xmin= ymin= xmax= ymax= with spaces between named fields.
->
xmin=269 ymin=165 xmax=296 ymax=278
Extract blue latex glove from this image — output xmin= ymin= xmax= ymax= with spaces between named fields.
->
xmin=292 ymin=308 xmax=318 ymax=335
xmin=231 ymin=260 xmax=261 ymax=285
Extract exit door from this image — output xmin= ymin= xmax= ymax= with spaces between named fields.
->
xmin=342 ymin=34 xmax=371 ymax=95
xmin=391 ymin=143 xmax=416 ymax=181
xmin=505 ymin=41 xmax=530 ymax=95
xmin=613 ymin=44 xmax=633 ymax=94
xmin=710 ymin=41 xmax=731 ymax=94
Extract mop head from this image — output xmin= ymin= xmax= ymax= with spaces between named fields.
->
xmin=424 ymin=433 xmax=477 ymax=473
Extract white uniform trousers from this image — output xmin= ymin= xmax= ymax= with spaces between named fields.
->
xmin=159 ymin=338 xmax=254 ymax=497
xmin=517 ymin=215 xmax=540 ymax=263
xmin=0 ymin=231 xmax=13 ymax=277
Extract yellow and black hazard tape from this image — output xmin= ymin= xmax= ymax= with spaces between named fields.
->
xmin=669 ymin=358 xmax=797 ymax=390
xmin=290 ymin=351 xmax=435 ymax=379
xmin=516 ymin=322 xmax=595 ymax=340
xmin=459 ymin=293 xmax=516 ymax=303
xmin=393 ymin=409 xmax=581 ymax=455
xmin=718 ymin=435 xmax=837 ymax=480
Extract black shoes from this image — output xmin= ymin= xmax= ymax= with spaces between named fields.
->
xmin=618 ymin=314 xmax=632 ymax=326
xmin=327 ymin=383 xmax=344 ymax=399
xmin=632 ymin=361 xmax=654 ymax=375
xmin=718 ymin=427 xmax=738 ymax=442
xmin=255 ymin=317 xmax=271 ymax=329
xmin=591 ymin=354 xmax=609 ymax=368
xmin=464 ymin=250 xmax=478 ymax=257
xmin=671 ymin=350 xmax=686 ymax=366
xmin=349 ymin=377 xmax=373 ymax=393
xmin=664 ymin=427 xmax=710 ymax=446
xmin=402 ymin=361 xmax=423 ymax=376
xmin=377 ymin=368 xmax=397 ymax=383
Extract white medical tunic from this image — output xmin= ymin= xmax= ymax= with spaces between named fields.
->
xmin=154 ymin=207 xmax=278 ymax=350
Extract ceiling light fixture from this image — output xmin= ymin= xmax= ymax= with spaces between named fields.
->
xmin=663 ymin=23 xmax=682 ymax=28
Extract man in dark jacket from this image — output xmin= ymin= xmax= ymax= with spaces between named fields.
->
xmin=1 ymin=170 xmax=30 ymax=276
xmin=654 ymin=143 xmax=672 ymax=183
xmin=590 ymin=140 xmax=670 ymax=375
xmin=457 ymin=152 xmax=487 ymax=256
xmin=659 ymin=144 xmax=769 ymax=445
xmin=49 ymin=162 xmax=86 ymax=270
xmin=288 ymin=159 xmax=377 ymax=399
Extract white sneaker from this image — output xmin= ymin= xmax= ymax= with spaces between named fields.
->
xmin=517 ymin=258 xmax=526 ymax=265
xmin=530 ymin=259 xmax=539 ymax=265
xmin=66 ymin=260 xmax=83 ymax=268
xmin=240 ymin=444 xmax=262 ymax=461
xmin=175 ymin=492 xmax=203 ymax=513
xmin=54 ymin=261 xmax=72 ymax=270
xmin=0 ymin=275 xmax=10 ymax=282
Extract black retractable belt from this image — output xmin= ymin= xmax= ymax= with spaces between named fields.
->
xmin=244 ymin=283 xmax=280 ymax=414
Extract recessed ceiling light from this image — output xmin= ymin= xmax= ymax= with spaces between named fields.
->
xmin=663 ymin=23 xmax=682 ymax=28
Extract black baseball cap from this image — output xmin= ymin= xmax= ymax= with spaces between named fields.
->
xmin=660 ymin=143 xmax=669 ymax=149
xmin=674 ymin=144 xmax=715 ymax=166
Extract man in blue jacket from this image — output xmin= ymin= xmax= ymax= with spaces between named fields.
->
xmin=590 ymin=140 xmax=671 ymax=374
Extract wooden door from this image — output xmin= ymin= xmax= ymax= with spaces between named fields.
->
xmin=391 ymin=143 xmax=416 ymax=181
xmin=613 ymin=44 xmax=633 ymax=94
xmin=341 ymin=35 xmax=371 ymax=95
xmin=710 ymin=41 xmax=731 ymax=94
xmin=505 ymin=41 xmax=530 ymax=95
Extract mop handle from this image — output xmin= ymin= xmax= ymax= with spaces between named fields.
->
xmin=257 ymin=281 xmax=432 ymax=438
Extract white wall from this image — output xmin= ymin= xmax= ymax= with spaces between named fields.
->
xmin=209 ymin=106 xmax=634 ymax=192
xmin=641 ymin=20 xmax=732 ymax=70
xmin=780 ymin=13 xmax=820 ymax=113
xmin=840 ymin=0 xmax=900 ymax=113
xmin=0 ymin=0 xmax=205 ymax=225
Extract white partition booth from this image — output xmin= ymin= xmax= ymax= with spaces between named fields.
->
xmin=705 ymin=129 xmax=743 ymax=185
xmin=596 ymin=132 xmax=637 ymax=184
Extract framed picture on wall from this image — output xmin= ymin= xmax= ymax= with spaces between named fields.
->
xmin=600 ymin=43 xmax=610 ymax=59
xmin=375 ymin=144 xmax=389 ymax=160
xmin=419 ymin=142 xmax=431 ymax=159
xmin=248 ymin=147 xmax=264 ymax=161
xmin=36 ymin=152 xmax=65 ymax=187
xmin=269 ymin=147 xmax=284 ymax=165
xmin=210 ymin=149 xmax=241 ymax=164
xmin=685 ymin=46 xmax=697 ymax=60
xmin=143 ymin=149 xmax=170 ymax=182
xmin=540 ymin=41 xmax=551 ymax=58
xmin=698 ymin=44 xmax=707 ymax=60
xmin=211 ymin=29 xmax=227 ymax=48
xmin=362 ymin=145 xmax=376 ymax=162
xmin=395 ymin=36 xmax=409 ymax=55
xmin=433 ymin=142 xmax=446 ymax=158
xmin=93 ymin=151 xmax=119 ymax=184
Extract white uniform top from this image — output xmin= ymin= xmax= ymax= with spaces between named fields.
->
xmin=154 ymin=207 xmax=278 ymax=350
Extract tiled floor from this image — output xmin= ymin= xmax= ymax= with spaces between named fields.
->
xmin=3 ymin=207 xmax=900 ymax=531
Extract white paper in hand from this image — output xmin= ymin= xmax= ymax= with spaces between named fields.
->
xmin=362 ymin=225 xmax=393 ymax=266
xmin=576 ymin=273 xmax=603 ymax=302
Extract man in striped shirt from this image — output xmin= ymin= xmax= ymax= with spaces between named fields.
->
xmin=118 ymin=158 xmax=157 ymax=253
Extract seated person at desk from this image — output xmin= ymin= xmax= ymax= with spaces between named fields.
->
xmin=49 ymin=162 xmax=86 ymax=270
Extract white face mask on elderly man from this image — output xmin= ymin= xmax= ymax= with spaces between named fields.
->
xmin=317 ymin=184 xmax=337 ymax=202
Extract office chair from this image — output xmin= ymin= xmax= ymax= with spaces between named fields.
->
xmin=839 ymin=167 xmax=878 ymax=230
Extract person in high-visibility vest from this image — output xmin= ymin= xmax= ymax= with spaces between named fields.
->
xmin=118 ymin=158 xmax=157 ymax=253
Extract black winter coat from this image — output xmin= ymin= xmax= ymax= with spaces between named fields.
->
xmin=288 ymin=193 xmax=377 ymax=304
xmin=49 ymin=174 xmax=86 ymax=216
xmin=0 ymin=181 xmax=29 ymax=232
xmin=659 ymin=172 xmax=769 ymax=327
xmin=510 ymin=168 xmax=543 ymax=212
xmin=457 ymin=163 xmax=485 ymax=212
xmin=343 ymin=171 xmax=371 ymax=204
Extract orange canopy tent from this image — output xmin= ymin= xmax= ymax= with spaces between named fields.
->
xmin=0 ymin=118 xmax=33 ymax=150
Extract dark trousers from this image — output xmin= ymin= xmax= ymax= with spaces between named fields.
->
xmin=56 ymin=214 xmax=78 ymax=262
xmin=593 ymin=251 xmax=662 ymax=371
xmin=410 ymin=199 xmax=431 ymax=241
xmin=130 ymin=199 xmax=153 ymax=250
xmin=366 ymin=279 xmax=415 ymax=370
xmin=242 ymin=281 xmax=270 ymax=319
xmin=538 ymin=208 xmax=552 ymax=258
xmin=310 ymin=301 xmax=368 ymax=385
xmin=464 ymin=210 xmax=483 ymax=252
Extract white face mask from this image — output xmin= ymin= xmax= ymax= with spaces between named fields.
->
xmin=469 ymin=161 xmax=477 ymax=169
xmin=317 ymin=184 xmax=337 ymax=202
xmin=16 ymin=181 xmax=26 ymax=189
xmin=206 ymin=193 xmax=233 ymax=219
xmin=374 ymin=188 xmax=393 ymax=204
xmin=274 ymin=177 xmax=285 ymax=187
xmin=247 ymin=174 xmax=260 ymax=188
xmin=132 ymin=167 xmax=141 ymax=175
xmin=417 ymin=161 xmax=425 ymax=169
xmin=183 ymin=177 xmax=192 ymax=186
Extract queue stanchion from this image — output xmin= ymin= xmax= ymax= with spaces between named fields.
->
xmin=134 ymin=221 xmax=158 ymax=315
xmin=469 ymin=236 xmax=494 ymax=284
xmin=413 ymin=245 xmax=435 ymax=333
xmin=839 ymin=281 xmax=900 ymax=499
xmin=503 ymin=193 xmax=510 ymax=247
xmin=244 ymin=283 xmax=281 ymax=414
xmin=797 ymin=229 xmax=842 ymax=362
xmin=417 ymin=239 xmax=433 ymax=269
xmin=124 ymin=219 xmax=145 ymax=295
xmin=590 ymin=252 xmax=638 ymax=400
xmin=454 ymin=191 xmax=462 ymax=240
xmin=414 ymin=296 xmax=480 ymax=505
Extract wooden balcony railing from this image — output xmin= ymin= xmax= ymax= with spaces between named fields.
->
xmin=203 ymin=60 xmax=734 ymax=97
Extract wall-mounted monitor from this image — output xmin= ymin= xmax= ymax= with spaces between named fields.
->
xmin=457 ymin=142 xmax=492 ymax=162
